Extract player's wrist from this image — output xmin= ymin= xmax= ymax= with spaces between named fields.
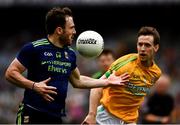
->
xmin=31 ymin=82 xmax=36 ymax=90
xmin=89 ymin=112 xmax=96 ymax=117
xmin=156 ymin=116 xmax=163 ymax=123
xmin=103 ymin=79 xmax=109 ymax=86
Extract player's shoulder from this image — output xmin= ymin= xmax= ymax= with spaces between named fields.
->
xmin=114 ymin=53 xmax=138 ymax=64
xmin=67 ymin=46 xmax=75 ymax=52
xmin=66 ymin=46 xmax=76 ymax=54
xmin=20 ymin=41 xmax=34 ymax=51
xmin=118 ymin=53 xmax=137 ymax=59
xmin=20 ymin=38 xmax=50 ymax=52
xmin=108 ymin=53 xmax=137 ymax=72
xmin=152 ymin=62 xmax=162 ymax=78
xmin=154 ymin=64 xmax=161 ymax=73
xmin=146 ymin=61 xmax=162 ymax=84
xmin=31 ymin=38 xmax=50 ymax=48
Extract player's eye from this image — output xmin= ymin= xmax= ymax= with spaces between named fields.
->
xmin=138 ymin=43 xmax=143 ymax=46
xmin=145 ymin=43 xmax=151 ymax=48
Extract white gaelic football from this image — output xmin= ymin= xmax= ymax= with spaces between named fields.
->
xmin=76 ymin=30 xmax=104 ymax=58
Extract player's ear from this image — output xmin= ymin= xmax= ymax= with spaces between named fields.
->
xmin=154 ymin=44 xmax=159 ymax=52
xmin=56 ymin=27 xmax=63 ymax=35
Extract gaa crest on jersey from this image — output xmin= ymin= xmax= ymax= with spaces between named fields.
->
xmin=64 ymin=51 xmax=69 ymax=59
xmin=56 ymin=52 xmax=61 ymax=59
xmin=44 ymin=52 xmax=53 ymax=57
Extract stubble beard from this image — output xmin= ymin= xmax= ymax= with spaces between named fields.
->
xmin=59 ymin=33 xmax=71 ymax=46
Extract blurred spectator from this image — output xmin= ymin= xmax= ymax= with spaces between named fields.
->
xmin=65 ymin=87 xmax=89 ymax=124
xmin=142 ymin=74 xmax=175 ymax=124
xmin=92 ymin=49 xmax=116 ymax=79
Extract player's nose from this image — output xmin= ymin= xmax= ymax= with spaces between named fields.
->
xmin=73 ymin=28 xmax=76 ymax=34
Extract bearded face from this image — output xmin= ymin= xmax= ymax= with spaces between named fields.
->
xmin=59 ymin=16 xmax=76 ymax=46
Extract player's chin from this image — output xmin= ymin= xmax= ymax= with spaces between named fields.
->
xmin=140 ymin=56 xmax=147 ymax=61
xmin=67 ymin=40 xmax=73 ymax=46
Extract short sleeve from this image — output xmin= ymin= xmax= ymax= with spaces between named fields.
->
xmin=16 ymin=43 xmax=35 ymax=69
xmin=71 ymin=51 xmax=77 ymax=71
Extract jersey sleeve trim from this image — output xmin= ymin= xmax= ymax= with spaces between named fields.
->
xmin=105 ymin=56 xmax=137 ymax=78
xmin=111 ymin=56 xmax=137 ymax=71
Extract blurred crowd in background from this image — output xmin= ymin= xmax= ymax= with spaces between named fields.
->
xmin=0 ymin=1 xmax=180 ymax=124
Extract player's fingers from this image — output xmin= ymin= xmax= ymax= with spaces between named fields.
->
xmin=45 ymin=94 xmax=54 ymax=102
xmin=44 ymin=96 xmax=51 ymax=102
xmin=45 ymin=86 xmax=57 ymax=90
xmin=120 ymin=72 xmax=129 ymax=77
xmin=122 ymin=74 xmax=130 ymax=80
xmin=43 ymin=77 xmax=51 ymax=84
xmin=46 ymin=90 xmax=57 ymax=95
xmin=120 ymin=73 xmax=130 ymax=79
xmin=121 ymin=79 xmax=129 ymax=84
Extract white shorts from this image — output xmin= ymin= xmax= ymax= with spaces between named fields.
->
xmin=96 ymin=105 xmax=136 ymax=125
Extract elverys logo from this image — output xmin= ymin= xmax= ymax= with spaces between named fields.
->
xmin=78 ymin=38 xmax=97 ymax=44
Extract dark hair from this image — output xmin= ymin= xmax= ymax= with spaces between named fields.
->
xmin=45 ymin=7 xmax=72 ymax=34
xmin=98 ymin=49 xmax=115 ymax=59
xmin=137 ymin=26 xmax=160 ymax=45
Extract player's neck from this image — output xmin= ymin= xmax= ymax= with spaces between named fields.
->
xmin=47 ymin=34 xmax=64 ymax=48
xmin=140 ymin=60 xmax=153 ymax=67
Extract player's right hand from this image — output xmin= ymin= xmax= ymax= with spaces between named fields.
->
xmin=161 ymin=116 xmax=170 ymax=124
xmin=33 ymin=77 xmax=57 ymax=102
xmin=82 ymin=113 xmax=96 ymax=125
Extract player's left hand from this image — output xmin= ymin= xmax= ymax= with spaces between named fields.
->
xmin=33 ymin=77 xmax=57 ymax=102
xmin=107 ymin=71 xmax=130 ymax=85
xmin=82 ymin=112 xmax=96 ymax=125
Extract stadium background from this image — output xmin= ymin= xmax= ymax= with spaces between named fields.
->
xmin=0 ymin=0 xmax=179 ymax=123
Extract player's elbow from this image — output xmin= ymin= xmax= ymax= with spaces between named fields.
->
xmin=71 ymin=84 xmax=79 ymax=88
xmin=5 ymin=68 xmax=10 ymax=79
xmin=5 ymin=67 xmax=15 ymax=82
xmin=69 ymin=77 xmax=87 ymax=88
xmin=71 ymin=82 xmax=82 ymax=88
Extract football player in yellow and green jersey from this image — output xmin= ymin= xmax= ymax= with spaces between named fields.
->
xmin=83 ymin=26 xmax=162 ymax=124
xmin=101 ymin=53 xmax=161 ymax=123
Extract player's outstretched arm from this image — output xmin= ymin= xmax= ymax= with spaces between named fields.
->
xmin=5 ymin=58 xmax=57 ymax=102
xmin=69 ymin=68 xmax=130 ymax=88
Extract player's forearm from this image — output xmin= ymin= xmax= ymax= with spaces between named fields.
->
xmin=88 ymin=88 xmax=102 ymax=116
xmin=77 ymin=75 xmax=108 ymax=88
xmin=5 ymin=69 xmax=34 ymax=90
xmin=145 ymin=114 xmax=167 ymax=123
xmin=145 ymin=114 xmax=158 ymax=122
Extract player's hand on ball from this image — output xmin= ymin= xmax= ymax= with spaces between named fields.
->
xmin=33 ymin=77 xmax=57 ymax=102
xmin=107 ymin=71 xmax=130 ymax=85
